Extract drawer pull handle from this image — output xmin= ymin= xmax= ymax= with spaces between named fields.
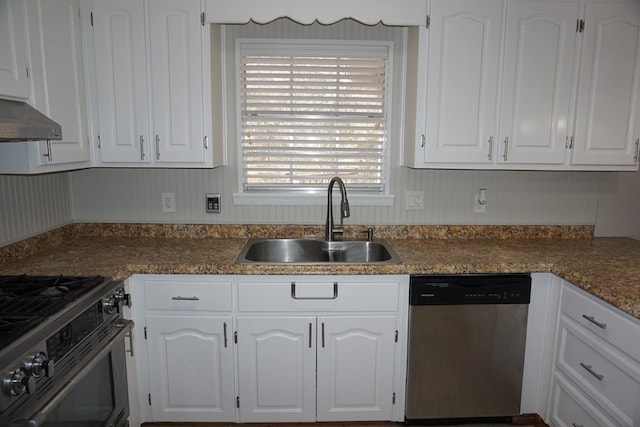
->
xmin=572 ymin=423 xmax=584 ymax=427
xmin=582 ymin=314 xmax=607 ymax=329
xmin=171 ymin=296 xmax=200 ymax=301
xmin=290 ymin=282 xmax=338 ymax=300
xmin=309 ymin=323 xmax=312 ymax=348
xmin=580 ymin=363 xmax=604 ymax=381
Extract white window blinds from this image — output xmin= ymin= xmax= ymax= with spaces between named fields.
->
xmin=238 ymin=40 xmax=390 ymax=192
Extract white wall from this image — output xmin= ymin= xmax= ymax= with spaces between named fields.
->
xmin=69 ymin=167 xmax=601 ymax=227
xmin=0 ymin=173 xmax=72 ymax=246
xmin=595 ymin=170 xmax=640 ymax=239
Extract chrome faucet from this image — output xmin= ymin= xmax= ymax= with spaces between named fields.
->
xmin=325 ymin=176 xmax=350 ymax=241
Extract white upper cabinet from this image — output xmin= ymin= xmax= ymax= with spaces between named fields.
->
xmin=405 ymin=0 xmax=640 ymax=171
xmin=90 ymin=0 xmax=216 ymax=167
xmin=203 ymin=0 xmax=428 ymax=25
xmin=0 ymin=0 xmax=91 ymax=174
xmin=148 ymin=0 xmax=206 ymax=164
xmin=422 ymin=0 xmax=503 ymax=165
xmin=91 ymin=0 xmax=150 ymax=164
xmin=0 ymin=0 xmax=30 ymax=99
xmin=28 ymin=0 xmax=91 ymax=167
xmin=571 ymin=2 xmax=640 ymax=168
xmin=499 ymin=0 xmax=579 ymax=166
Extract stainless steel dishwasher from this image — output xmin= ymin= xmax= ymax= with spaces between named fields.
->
xmin=406 ymin=274 xmax=531 ymax=423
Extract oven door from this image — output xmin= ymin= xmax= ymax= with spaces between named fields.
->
xmin=9 ymin=320 xmax=133 ymax=427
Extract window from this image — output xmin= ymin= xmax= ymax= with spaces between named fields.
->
xmin=237 ymin=40 xmax=392 ymax=196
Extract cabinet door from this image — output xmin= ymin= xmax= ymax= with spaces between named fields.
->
xmin=236 ymin=316 xmax=316 ymax=423
xmin=148 ymin=0 xmax=207 ymax=164
xmin=572 ymin=2 xmax=640 ymax=167
xmin=146 ymin=315 xmax=235 ymax=422
xmin=0 ymin=0 xmax=30 ymax=99
xmin=28 ymin=0 xmax=90 ymax=166
xmin=499 ymin=0 xmax=579 ymax=165
xmin=316 ymin=316 xmax=396 ymax=421
xmin=92 ymin=0 xmax=151 ymax=164
xmin=424 ymin=0 xmax=503 ymax=164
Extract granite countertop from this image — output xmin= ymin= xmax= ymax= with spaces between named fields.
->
xmin=1 ymin=223 xmax=639 ymax=320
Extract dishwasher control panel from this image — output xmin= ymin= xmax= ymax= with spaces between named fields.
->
xmin=409 ymin=274 xmax=531 ymax=305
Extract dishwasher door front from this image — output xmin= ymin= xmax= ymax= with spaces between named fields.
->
xmin=405 ymin=303 xmax=529 ymax=421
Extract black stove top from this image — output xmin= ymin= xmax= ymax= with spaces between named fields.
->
xmin=0 ymin=275 xmax=106 ymax=350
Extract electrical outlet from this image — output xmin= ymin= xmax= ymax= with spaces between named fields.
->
xmin=162 ymin=192 xmax=176 ymax=213
xmin=473 ymin=189 xmax=487 ymax=213
xmin=405 ymin=190 xmax=425 ymax=211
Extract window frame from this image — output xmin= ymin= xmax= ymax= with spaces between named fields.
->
xmin=232 ymin=37 xmax=395 ymax=206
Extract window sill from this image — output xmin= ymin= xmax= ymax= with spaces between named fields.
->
xmin=233 ymin=192 xmax=395 ymax=206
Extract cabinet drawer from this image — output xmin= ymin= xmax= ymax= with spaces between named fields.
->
xmin=561 ymin=283 xmax=640 ymax=362
xmin=238 ymin=280 xmax=399 ymax=312
xmin=144 ymin=280 xmax=232 ymax=311
xmin=557 ymin=318 xmax=640 ymax=427
xmin=551 ymin=372 xmax=620 ymax=427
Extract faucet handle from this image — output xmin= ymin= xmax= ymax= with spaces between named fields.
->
xmin=361 ymin=227 xmax=373 ymax=241
xmin=332 ymin=227 xmax=344 ymax=240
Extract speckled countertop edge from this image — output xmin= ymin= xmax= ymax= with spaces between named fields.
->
xmin=2 ymin=223 xmax=639 ymax=320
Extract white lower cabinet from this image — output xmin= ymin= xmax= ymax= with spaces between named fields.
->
xmin=128 ymin=274 xmax=408 ymax=424
xmin=316 ymin=316 xmax=396 ymax=421
xmin=236 ymin=276 xmax=405 ymax=423
xmin=548 ymin=281 xmax=640 ymax=427
xmin=146 ymin=315 xmax=235 ymax=422
xmin=236 ymin=316 xmax=316 ymax=422
xmin=236 ymin=315 xmax=396 ymax=422
xmin=131 ymin=276 xmax=236 ymax=422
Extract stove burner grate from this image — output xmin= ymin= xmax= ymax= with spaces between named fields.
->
xmin=0 ymin=275 xmax=106 ymax=349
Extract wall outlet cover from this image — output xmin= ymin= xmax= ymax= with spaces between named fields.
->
xmin=405 ymin=190 xmax=424 ymax=211
xmin=162 ymin=192 xmax=176 ymax=213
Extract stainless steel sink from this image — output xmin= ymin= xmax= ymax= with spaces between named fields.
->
xmin=235 ymin=238 xmax=400 ymax=264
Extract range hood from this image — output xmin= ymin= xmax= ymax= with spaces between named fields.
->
xmin=0 ymin=99 xmax=62 ymax=142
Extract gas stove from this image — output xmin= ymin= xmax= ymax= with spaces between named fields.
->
xmin=0 ymin=275 xmax=109 ymax=350
xmin=0 ymin=274 xmax=130 ymax=423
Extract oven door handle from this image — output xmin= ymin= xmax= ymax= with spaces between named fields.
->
xmin=8 ymin=319 xmax=134 ymax=427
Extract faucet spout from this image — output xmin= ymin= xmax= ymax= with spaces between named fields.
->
xmin=325 ymin=176 xmax=350 ymax=241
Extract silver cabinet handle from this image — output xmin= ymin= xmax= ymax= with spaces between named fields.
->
xmin=42 ymin=140 xmax=53 ymax=162
xmin=502 ymin=137 xmax=509 ymax=161
xmin=171 ymin=296 xmax=199 ymax=301
xmin=291 ymin=282 xmax=338 ymax=300
xmin=635 ymin=138 xmax=639 ymax=163
xmin=223 ymin=322 xmax=228 ymax=348
xmin=582 ymin=314 xmax=607 ymax=329
xmin=321 ymin=322 xmax=326 ymax=348
xmin=139 ymin=135 xmax=145 ymax=160
xmin=580 ymin=362 xmax=604 ymax=381
xmin=204 ymin=135 xmax=209 ymax=149
xmin=126 ymin=331 xmax=134 ymax=357
xmin=572 ymin=423 xmax=584 ymax=427
xmin=487 ymin=136 xmax=493 ymax=160
xmin=421 ymin=134 xmax=425 ymax=148
xmin=309 ymin=323 xmax=313 ymax=348
xmin=155 ymin=135 xmax=160 ymax=160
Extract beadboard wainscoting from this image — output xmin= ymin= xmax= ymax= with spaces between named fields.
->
xmin=0 ymin=173 xmax=72 ymax=246
xmin=68 ymin=167 xmax=601 ymax=227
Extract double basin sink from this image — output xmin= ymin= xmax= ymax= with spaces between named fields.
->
xmin=236 ymin=238 xmax=400 ymax=264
